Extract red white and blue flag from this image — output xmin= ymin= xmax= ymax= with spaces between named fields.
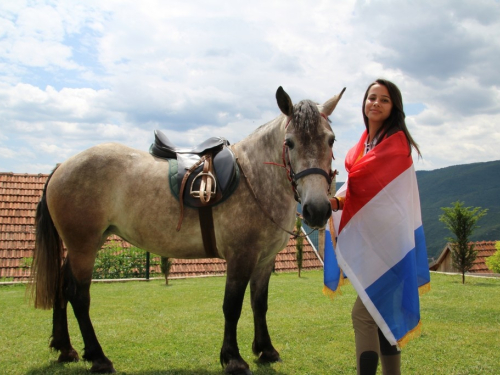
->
xmin=324 ymin=130 xmax=430 ymax=348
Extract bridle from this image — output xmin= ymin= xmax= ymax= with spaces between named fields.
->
xmin=265 ymin=114 xmax=337 ymax=203
xmin=233 ymin=113 xmax=336 ymax=238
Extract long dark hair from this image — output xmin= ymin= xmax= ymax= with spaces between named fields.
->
xmin=362 ymin=78 xmax=421 ymax=157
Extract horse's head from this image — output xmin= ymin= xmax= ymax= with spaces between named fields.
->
xmin=276 ymin=86 xmax=345 ymax=228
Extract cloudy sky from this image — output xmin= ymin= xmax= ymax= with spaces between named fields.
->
xmin=1 ymin=0 xmax=499 ymax=180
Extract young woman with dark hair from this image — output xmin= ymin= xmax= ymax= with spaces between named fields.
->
xmin=328 ymin=79 xmax=429 ymax=375
xmin=361 ymin=78 xmax=421 ymax=157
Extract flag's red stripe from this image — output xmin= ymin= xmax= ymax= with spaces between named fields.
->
xmin=339 ymin=131 xmax=413 ymax=233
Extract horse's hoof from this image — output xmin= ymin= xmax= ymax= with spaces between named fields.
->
xmin=257 ymin=350 xmax=281 ymax=364
xmin=258 ymin=356 xmax=282 ymax=364
xmin=90 ymin=358 xmax=116 ymax=374
xmin=224 ymin=359 xmax=252 ymax=375
xmin=58 ymin=348 xmax=80 ymax=363
xmin=225 ymin=368 xmax=252 ymax=375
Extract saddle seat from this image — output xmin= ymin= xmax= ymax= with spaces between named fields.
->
xmin=149 ymin=129 xmax=240 ymax=210
xmin=151 ymin=129 xmax=229 ymax=159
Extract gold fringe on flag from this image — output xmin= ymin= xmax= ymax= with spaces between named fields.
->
xmin=397 ymin=320 xmax=422 ymax=349
xmin=419 ymin=282 xmax=431 ymax=296
xmin=322 ymin=284 xmax=342 ymax=299
xmin=322 ymin=270 xmax=350 ymax=299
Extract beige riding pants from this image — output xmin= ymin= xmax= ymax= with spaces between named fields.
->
xmin=352 ymin=296 xmax=401 ymax=375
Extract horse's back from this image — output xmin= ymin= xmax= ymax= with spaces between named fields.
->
xmin=46 ymin=144 xmax=166 ymax=242
xmin=54 ymin=143 xmax=156 ymax=176
xmin=49 ymin=143 xmax=160 ymax=203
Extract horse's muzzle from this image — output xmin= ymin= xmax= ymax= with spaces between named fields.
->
xmin=302 ymin=199 xmax=332 ymax=229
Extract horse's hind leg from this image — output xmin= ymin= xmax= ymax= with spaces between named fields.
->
xmin=50 ymin=260 xmax=79 ymax=363
xmin=250 ymin=260 xmax=281 ymax=363
xmin=64 ymin=254 xmax=115 ymax=373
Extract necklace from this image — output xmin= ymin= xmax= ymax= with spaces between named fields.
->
xmin=364 ymin=135 xmax=378 ymax=155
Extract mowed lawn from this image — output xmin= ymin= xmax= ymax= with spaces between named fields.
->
xmin=1 ymin=271 xmax=499 ymax=374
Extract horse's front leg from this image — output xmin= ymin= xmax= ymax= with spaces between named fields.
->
xmin=220 ymin=255 xmax=255 ymax=375
xmin=250 ymin=259 xmax=281 ymax=363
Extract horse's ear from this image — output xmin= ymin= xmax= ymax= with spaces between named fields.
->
xmin=276 ymin=86 xmax=294 ymax=117
xmin=321 ymin=87 xmax=346 ymax=117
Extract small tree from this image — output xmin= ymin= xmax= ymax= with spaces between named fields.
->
xmin=161 ymin=257 xmax=173 ymax=285
xmin=295 ymin=217 xmax=303 ymax=277
xmin=439 ymin=201 xmax=487 ymax=284
xmin=486 ymin=242 xmax=500 ymax=274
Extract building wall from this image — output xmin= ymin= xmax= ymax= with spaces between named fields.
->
xmin=435 ymin=251 xmax=454 ymax=273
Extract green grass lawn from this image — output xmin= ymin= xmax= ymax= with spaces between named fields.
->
xmin=1 ymin=271 xmax=499 ymax=374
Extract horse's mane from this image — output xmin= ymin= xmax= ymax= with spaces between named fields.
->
xmin=292 ymin=100 xmax=321 ymax=132
xmin=247 ymin=99 xmax=321 ymax=139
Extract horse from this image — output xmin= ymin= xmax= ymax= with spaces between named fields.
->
xmin=30 ymin=86 xmax=345 ymax=374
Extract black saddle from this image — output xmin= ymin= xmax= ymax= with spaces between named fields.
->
xmin=149 ymin=129 xmax=240 ymax=217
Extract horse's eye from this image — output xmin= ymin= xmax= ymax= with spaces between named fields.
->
xmin=285 ymin=139 xmax=294 ymax=149
xmin=328 ymin=137 xmax=335 ymax=148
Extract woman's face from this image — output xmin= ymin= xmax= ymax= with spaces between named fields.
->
xmin=364 ymin=83 xmax=393 ymax=131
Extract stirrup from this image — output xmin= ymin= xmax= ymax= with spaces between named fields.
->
xmin=190 ymin=172 xmax=217 ymax=200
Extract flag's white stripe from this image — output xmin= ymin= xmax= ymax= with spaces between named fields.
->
xmin=334 ymin=245 xmax=397 ymax=346
xmin=336 ymin=166 xmax=418 ymax=289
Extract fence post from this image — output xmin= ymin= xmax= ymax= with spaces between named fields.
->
xmin=146 ymin=252 xmax=150 ymax=280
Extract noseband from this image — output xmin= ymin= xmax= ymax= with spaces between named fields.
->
xmin=266 ymin=114 xmax=336 ymax=202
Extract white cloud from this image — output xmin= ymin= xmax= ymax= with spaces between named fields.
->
xmin=0 ymin=0 xmax=499 ymax=174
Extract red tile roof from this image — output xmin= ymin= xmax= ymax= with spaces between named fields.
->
xmin=469 ymin=241 xmax=498 ymax=273
xmin=0 ymin=172 xmax=322 ymax=281
xmin=429 ymin=240 xmax=499 ymax=274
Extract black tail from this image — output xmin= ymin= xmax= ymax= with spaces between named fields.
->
xmin=29 ymin=167 xmax=64 ymax=309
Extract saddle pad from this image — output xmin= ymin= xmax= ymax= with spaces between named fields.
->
xmin=168 ymin=147 xmax=240 ymax=208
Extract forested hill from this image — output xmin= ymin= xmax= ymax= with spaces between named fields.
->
xmin=336 ymin=160 xmax=500 ymax=262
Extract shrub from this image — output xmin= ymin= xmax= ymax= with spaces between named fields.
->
xmin=486 ymin=242 xmax=500 ymax=274
xmin=93 ymin=241 xmax=160 ymax=279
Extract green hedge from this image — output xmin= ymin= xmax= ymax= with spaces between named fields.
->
xmin=92 ymin=241 xmax=161 ymax=279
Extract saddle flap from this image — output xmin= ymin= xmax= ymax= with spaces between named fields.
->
xmin=213 ymin=147 xmax=238 ymax=193
xmin=171 ymin=147 xmax=240 ymax=208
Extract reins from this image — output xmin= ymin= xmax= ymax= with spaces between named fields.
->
xmin=233 ymin=151 xmax=314 ymax=239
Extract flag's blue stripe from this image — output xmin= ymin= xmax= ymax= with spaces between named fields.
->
xmin=415 ymin=225 xmax=431 ymax=288
xmin=324 ymin=227 xmax=341 ymax=292
xmin=364 ymin=227 xmax=427 ymax=341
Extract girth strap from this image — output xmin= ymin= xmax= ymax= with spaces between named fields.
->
xmin=198 ymin=207 xmax=219 ymax=258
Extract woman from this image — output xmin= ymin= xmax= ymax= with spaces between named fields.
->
xmin=327 ymin=79 xmax=430 ymax=375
